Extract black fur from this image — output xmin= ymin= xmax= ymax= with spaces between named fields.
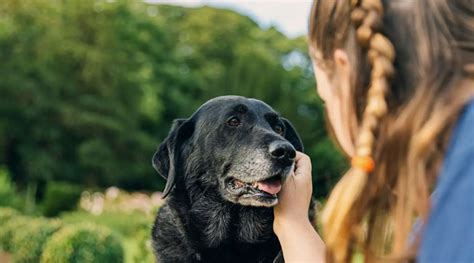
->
xmin=151 ymin=96 xmax=314 ymax=263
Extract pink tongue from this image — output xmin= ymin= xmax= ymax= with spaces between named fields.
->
xmin=257 ymin=180 xmax=282 ymax=195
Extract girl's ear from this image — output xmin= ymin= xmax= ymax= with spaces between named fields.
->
xmin=333 ymin=49 xmax=352 ymax=83
xmin=331 ymin=48 xmax=357 ymax=156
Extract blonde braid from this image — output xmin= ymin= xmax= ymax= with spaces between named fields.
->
xmin=321 ymin=0 xmax=396 ymax=261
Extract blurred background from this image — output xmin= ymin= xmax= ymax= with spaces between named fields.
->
xmin=0 ymin=0 xmax=347 ymax=262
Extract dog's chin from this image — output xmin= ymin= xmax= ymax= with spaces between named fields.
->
xmin=233 ymin=194 xmax=279 ymax=207
xmin=223 ymin=174 xmax=285 ymax=207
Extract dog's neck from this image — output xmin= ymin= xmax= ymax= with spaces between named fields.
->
xmin=168 ymin=180 xmax=276 ymax=249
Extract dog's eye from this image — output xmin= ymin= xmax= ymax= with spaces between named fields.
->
xmin=274 ymin=124 xmax=284 ymax=135
xmin=227 ymin=117 xmax=241 ymax=127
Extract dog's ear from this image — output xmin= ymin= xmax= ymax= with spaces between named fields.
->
xmin=281 ymin=118 xmax=304 ymax=152
xmin=152 ymin=118 xmax=194 ymax=198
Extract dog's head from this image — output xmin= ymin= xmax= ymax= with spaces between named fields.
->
xmin=152 ymin=96 xmax=303 ymax=207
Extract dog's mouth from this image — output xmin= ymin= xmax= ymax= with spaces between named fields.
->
xmin=232 ymin=176 xmax=282 ymax=195
xmin=226 ymin=174 xmax=283 ymax=207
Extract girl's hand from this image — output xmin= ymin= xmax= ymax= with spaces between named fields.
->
xmin=273 ymin=151 xmax=326 ymax=262
xmin=274 ymin=151 xmax=314 ymax=233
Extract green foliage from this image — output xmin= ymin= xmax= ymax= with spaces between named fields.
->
xmin=0 ymin=0 xmax=162 ymax=190
xmin=41 ymin=224 xmax=124 ymax=263
xmin=42 ymin=182 xmax=82 ymax=217
xmin=61 ymin=211 xmax=151 ymax=237
xmin=11 ymin=218 xmax=62 ymax=263
xmin=0 ymin=167 xmax=20 ymax=207
xmin=0 ymin=209 xmax=130 ymax=262
xmin=130 ymin=224 xmax=155 ymax=263
xmin=310 ymin=138 xmax=349 ymax=198
xmin=0 ymin=0 xmax=347 ymax=197
xmin=0 ymin=207 xmax=19 ymax=227
xmin=0 ymin=215 xmax=30 ymax=252
xmin=61 ymin=211 xmax=154 ymax=262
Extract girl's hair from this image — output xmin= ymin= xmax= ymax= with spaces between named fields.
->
xmin=308 ymin=0 xmax=474 ymax=262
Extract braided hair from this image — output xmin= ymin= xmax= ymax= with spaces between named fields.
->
xmin=310 ymin=0 xmax=474 ymax=261
xmin=310 ymin=0 xmax=397 ymax=261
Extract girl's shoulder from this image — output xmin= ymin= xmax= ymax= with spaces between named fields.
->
xmin=416 ymin=98 xmax=474 ymax=263
xmin=446 ymin=98 xmax=474 ymax=153
xmin=433 ymin=98 xmax=474 ymax=200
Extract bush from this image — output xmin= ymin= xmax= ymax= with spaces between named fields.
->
xmin=61 ymin=211 xmax=151 ymax=237
xmin=0 ymin=215 xmax=30 ymax=252
xmin=60 ymin=211 xmax=154 ymax=262
xmin=42 ymin=182 xmax=82 ymax=217
xmin=41 ymin=224 xmax=124 ymax=263
xmin=0 ymin=167 xmax=20 ymax=208
xmin=10 ymin=218 xmax=62 ymax=263
xmin=0 ymin=207 xmax=19 ymax=227
xmin=131 ymin=223 xmax=155 ymax=263
xmin=0 ymin=207 xmax=20 ymax=252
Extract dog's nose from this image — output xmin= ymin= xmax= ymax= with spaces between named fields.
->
xmin=269 ymin=142 xmax=296 ymax=163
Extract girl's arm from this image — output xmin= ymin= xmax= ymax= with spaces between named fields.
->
xmin=274 ymin=152 xmax=326 ymax=262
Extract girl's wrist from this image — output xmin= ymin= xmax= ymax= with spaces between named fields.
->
xmin=274 ymin=216 xmax=314 ymax=237
xmin=274 ymin=216 xmax=326 ymax=262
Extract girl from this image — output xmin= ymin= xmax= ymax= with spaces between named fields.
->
xmin=274 ymin=0 xmax=474 ymax=262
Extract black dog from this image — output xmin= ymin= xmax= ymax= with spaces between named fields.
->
xmin=151 ymin=96 xmax=314 ymax=263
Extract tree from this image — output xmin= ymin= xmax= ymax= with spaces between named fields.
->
xmin=0 ymin=0 xmax=347 ymax=199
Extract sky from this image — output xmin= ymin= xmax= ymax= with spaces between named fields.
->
xmin=144 ymin=0 xmax=313 ymax=38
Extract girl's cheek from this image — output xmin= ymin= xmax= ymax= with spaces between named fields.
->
xmin=313 ymin=64 xmax=332 ymax=102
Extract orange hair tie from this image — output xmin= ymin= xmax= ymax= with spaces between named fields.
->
xmin=351 ymin=156 xmax=375 ymax=173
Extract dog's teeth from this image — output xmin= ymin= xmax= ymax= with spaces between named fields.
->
xmin=252 ymin=182 xmax=258 ymax=188
xmin=234 ymin=180 xmax=244 ymax=188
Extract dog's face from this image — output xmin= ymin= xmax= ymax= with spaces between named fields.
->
xmin=153 ymin=96 xmax=303 ymax=207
